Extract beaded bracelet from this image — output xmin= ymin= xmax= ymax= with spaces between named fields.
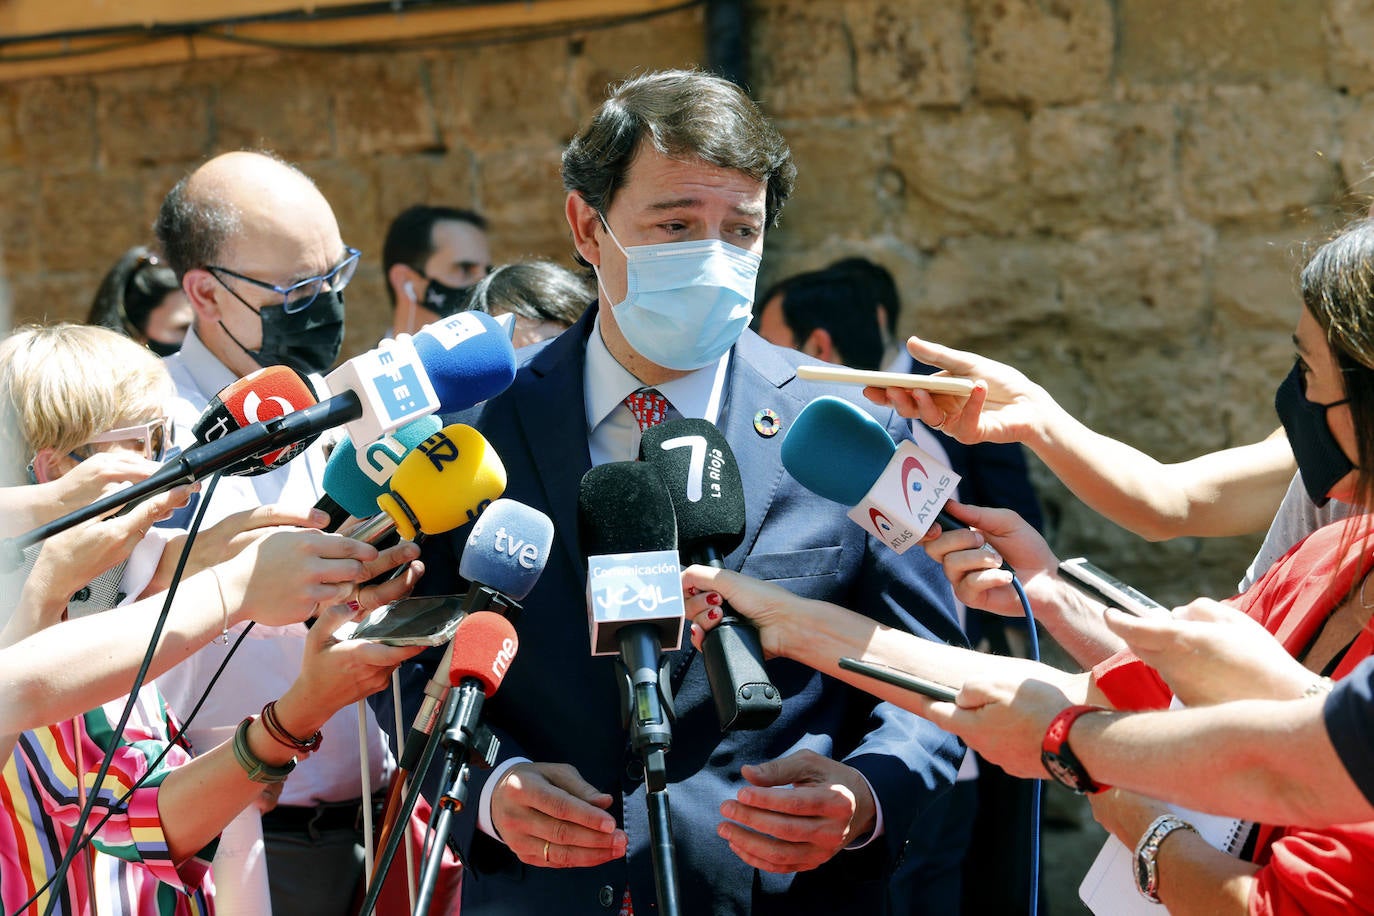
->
xmin=260 ymin=700 xmax=324 ymax=754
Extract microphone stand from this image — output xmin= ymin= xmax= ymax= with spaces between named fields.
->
xmin=617 ymin=626 xmax=682 ymax=916
xmin=414 ymin=681 xmax=499 ymax=916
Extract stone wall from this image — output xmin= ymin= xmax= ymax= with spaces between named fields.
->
xmin=3 ymin=0 xmax=1371 ymax=603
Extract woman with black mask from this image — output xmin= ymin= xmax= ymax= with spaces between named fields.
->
xmin=88 ymin=246 xmax=194 ymax=356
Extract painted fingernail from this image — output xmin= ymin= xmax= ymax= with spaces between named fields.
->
xmin=686 ymin=585 xmax=699 ymax=596
xmin=707 ymin=607 xmax=722 ymax=621
xmin=707 ymin=592 xmax=722 ymax=606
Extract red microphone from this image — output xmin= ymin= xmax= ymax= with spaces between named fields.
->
xmin=449 ymin=610 xmax=518 ymax=699
xmin=192 ymin=366 xmax=319 ymax=474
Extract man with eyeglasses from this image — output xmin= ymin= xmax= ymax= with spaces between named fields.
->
xmin=381 ymin=204 xmax=493 ymax=339
xmin=150 ymin=150 xmax=391 ymax=915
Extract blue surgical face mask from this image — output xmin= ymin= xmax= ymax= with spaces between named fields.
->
xmin=597 ymin=216 xmax=761 ymax=371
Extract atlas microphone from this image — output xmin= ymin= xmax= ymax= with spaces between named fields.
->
xmin=578 ymin=462 xmax=682 ymax=755
xmin=782 ymin=396 xmax=967 ymax=554
xmin=639 ymin=419 xmax=780 ymax=731
xmin=398 ymin=498 xmax=553 ymax=771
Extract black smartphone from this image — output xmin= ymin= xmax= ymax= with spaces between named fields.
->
xmin=350 ymin=595 xmax=466 ymax=646
xmin=1057 ymin=557 xmax=1169 ymax=618
xmin=838 ymin=656 xmax=959 ymax=702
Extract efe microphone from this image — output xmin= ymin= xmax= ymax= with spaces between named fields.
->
xmin=639 ymin=419 xmax=780 ymax=731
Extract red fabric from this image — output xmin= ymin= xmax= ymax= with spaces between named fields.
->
xmin=1089 ymin=517 xmax=1374 ymax=915
xmin=624 ymin=389 xmax=670 ymax=432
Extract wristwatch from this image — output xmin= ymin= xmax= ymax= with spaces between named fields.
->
xmin=1040 ymin=704 xmax=1109 ymax=794
xmin=1134 ymin=813 xmax=1198 ymax=903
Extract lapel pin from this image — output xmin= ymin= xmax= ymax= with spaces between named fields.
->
xmin=753 ymin=408 xmax=782 ymax=438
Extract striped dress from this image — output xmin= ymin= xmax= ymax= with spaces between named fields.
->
xmin=0 ymin=687 xmax=216 ymax=915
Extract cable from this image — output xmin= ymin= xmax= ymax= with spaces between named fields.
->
xmin=1010 ymin=575 xmax=1042 ymax=916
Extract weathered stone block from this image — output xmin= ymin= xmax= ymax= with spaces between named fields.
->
xmin=37 ymin=171 xmax=145 ymax=274
xmin=16 ymin=79 xmax=97 ymax=174
xmin=1027 ymin=103 xmax=1180 ymax=231
xmin=474 ymin=145 xmax=573 ymax=262
xmin=215 ymin=57 xmax=337 ymax=160
xmin=372 ymin=151 xmax=480 ymax=236
xmin=1339 ymin=95 xmax=1374 ymax=194
xmin=308 ymin=159 xmax=382 ymax=262
xmin=570 ymin=6 xmax=706 ymax=122
xmin=1180 ymin=84 xmax=1343 ymax=221
xmin=1211 ymin=227 xmax=1313 ymax=329
xmin=1057 ymin=224 xmax=1212 ymax=336
xmin=333 ymin=56 xmax=441 ymax=157
xmin=1119 ymin=0 xmax=1329 ymax=85
xmin=1328 ymin=0 xmax=1374 ymax=93
xmin=0 ymin=87 xmax=19 ymax=171
xmin=845 ymin=0 xmax=971 ymax=107
xmin=768 ymin=118 xmax=889 ymax=248
xmin=970 ymin=0 xmax=1113 ymax=106
xmin=434 ymin=40 xmax=577 ymax=155
xmin=97 ymin=77 xmax=209 ymax=167
xmin=0 ymin=169 xmax=39 ymax=276
xmin=915 ymin=236 xmax=1066 ymax=338
xmin=750 ymin=2 xmax=856 ymax=116
xmin=890 ymin=108 xmax=1029 ymax=240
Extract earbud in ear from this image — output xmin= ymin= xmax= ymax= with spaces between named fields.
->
xmin=404 ymin=281 xmax=417 ymax=302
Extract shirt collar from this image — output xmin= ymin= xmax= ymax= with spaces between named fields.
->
xmin=583 ymin=313 xmax=730 ymax=432
xmin=176 ymin=325 xmax=239 ymax=399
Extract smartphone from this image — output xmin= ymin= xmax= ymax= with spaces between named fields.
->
xmin=350 ymin=595 xmax=466 ymax=646
xmin=838 ymin=656 xmax=960 ymax=702
xmin=796 ymin=364 xmax=976 ymax=397
xmin=1058 ymin=557 xmax=1169 ymax=618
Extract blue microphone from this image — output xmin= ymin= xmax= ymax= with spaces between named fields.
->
xmin=413 ymin=311 xmax=518 ymax=412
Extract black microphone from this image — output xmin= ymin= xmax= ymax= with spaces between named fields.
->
xmin=578 ymin=462 xmax=682 ymax=755
xmin=639 ymin=419 xmax=780 ymax=731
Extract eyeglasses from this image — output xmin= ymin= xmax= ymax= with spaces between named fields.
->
xmin=207 ymin=247 xmax=361 ymax=314
xmin=70 ymin=417 xmax=175 ymax=462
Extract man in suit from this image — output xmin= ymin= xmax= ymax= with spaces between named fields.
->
xmin=398 ymin=70 xmax=966 ymax=914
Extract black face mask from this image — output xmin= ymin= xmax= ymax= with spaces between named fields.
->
xmin=421 ymin=277 xmax=475 ymax=320
xmin=222 ymin=289 xmax=346 ymax=377
xmin=145 ymin=338 xmax=181 ymax=358
xmin=1275 ymin=361 xmax=1356 ymax=507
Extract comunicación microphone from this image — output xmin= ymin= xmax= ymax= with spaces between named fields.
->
xmin=639 ymin=419 xmax=780 ymax=731
xmin=781 ymin=396 xmax=983 ymax=556
xmin=397 ymin=498 xmax=552 ymax=770
xmin=319 ymin=415 xmax=443 ymax=528
xmin=578 ymin=461 xmax=682 ymax=755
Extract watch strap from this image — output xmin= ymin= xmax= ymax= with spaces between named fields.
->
xmin=1040 ymin=704 xmax=1109 ymax=794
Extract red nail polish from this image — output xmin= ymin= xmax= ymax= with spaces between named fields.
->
xmin=686 ymin=586 xmax=698 ymax=596
xmin=707 ymin=592 xmax=722 ymax=606
xmin=708 ymin=608 xmax=722 ymax=621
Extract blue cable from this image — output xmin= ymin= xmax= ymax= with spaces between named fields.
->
xmin=1010 ymin=576 xmax=1042 ymax=916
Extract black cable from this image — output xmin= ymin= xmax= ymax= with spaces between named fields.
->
xmin=14 ymin=473 xmax=221 ymax=916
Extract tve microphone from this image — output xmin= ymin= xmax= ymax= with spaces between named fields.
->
xmin=639 ymin=420 xmax=780 ymax=731
xmin=339 ymin=424 xmax=507 ymax=545
xmin=398 ymin=498 xmax=553 ymax=770
xmin=321 ymin=415 xmax=443 ymax=520
xmin=579 ymin=462 xmax=682 ymax=754
xmin=192 ymin=365 xmax=320 ymax=474
xmin=781 ymin=396 xmax=964 ymax=554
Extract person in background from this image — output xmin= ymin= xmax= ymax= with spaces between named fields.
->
xmin=466 ymin=259 xmax=592 ymax=348
xmin=87 ymin=246 xmax=194 ymax=356
xmin=382 ymin=204 xmax=492 ymax=339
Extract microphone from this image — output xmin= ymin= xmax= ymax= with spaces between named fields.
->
xmin=781 ymin=396 xmax=969 ymax=554
xmin=638 ymin=419 xmax=780 ymax=731
xmin=320 ymin=415 xmax=443 ymax=522
xmin=397 ymin=498 xmax=553 ymax=770
xmin=441 ymin=610 xmax=519 ymax=775
xmin=320 ymin=310 xmax=516 ymax=450
xmin=578 ymin=461 xmax=682 ymax=755
xmin=338 ymin=424 xmax=508 ymax=545
xmin=191 ymin=365 xmax=320 ymax=475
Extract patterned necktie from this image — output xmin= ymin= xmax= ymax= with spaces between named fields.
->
xmin=624 ymin=387 xmax=670 ymax=432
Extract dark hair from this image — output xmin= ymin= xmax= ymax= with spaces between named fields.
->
xmin=561 ymin=69 xmax=796 ymax=265
xmin=467 ymin=260 xmax=592 ymax=328
xmin=154 ymin=172 xmax=241 ymax=281
xmin=828 ymin=257 xmax=900 ymax=335
xmin=1300 ymin=218 xmax=1374 ymax=513
xmin=382 ymin=205 xmax=489 ymax=306
xmin=759 ymin=267 xmax=885 ymax=370
xmin=86 ymin=246 xmax=181 ymax=341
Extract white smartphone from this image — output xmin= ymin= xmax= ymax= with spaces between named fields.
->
xmin=1058 ymin=557 xmax=1170 ymax=618
xmin=350 ymin=595 xmax=466 ymax=647
xmin=796 ymin=364 xmax=976 ymax=396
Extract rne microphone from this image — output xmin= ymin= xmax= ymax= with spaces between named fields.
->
xmin=639 ymin=419 xmax=780 ymax=731
xmin=339 ymin=424 xmax=507 ymax=545
xmin=320 ymin=415 xmax=443 ymax=523
xmin=191 ymin=365 xmax=320 ymax=474
xmin=579 ymin=461 xmax=682 ymax=755
xmin=781 ymin=396 xmax=964 ymax=554
xmin=398 ymin=499 xmax=553 ymax=771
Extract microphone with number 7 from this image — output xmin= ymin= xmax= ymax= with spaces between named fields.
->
xmin=781 ymin=397 xmax=1007 ymax=566
xmin=639 ymin=419 xmax=780 ymax=731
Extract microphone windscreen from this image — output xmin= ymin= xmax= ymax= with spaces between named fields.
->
xmin=448 ymin=611 xmax=518 ymax=696
xmin=377 ymin=424 xmax=507 ymax=540
xmin=460 ymin=499 xmax=555 ymax=600
xmin=193 ymin=365 xmax=320 ymax=473
xmin=577 ymin=462 xmax=677 ymax=558
xmin=322 ymin=415 xmax=443 ymax=519
xmin=638 ymin=418 xmax=745 ymax=557
xmin=413 ymin=311 xmax=517 ymax=412
xmin=781 ymin=396 xmax=895 ymax=506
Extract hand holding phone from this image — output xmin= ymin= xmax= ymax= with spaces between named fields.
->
xmin=1057 ymin=558 xmax=1169 ymax=618
xmin=349 ymin=595 xmax=466 ymax=646
xmin=796 ymin=364 xmax=976 ymax=397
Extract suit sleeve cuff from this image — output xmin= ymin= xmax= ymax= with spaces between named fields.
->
xmin=478 ymin=756 xmax=531 ymax=842
xmin=843 ymin=771 xmax=884 ymax=850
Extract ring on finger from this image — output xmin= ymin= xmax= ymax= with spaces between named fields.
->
xmin=542 ymin=840 xmax=550 ymax=864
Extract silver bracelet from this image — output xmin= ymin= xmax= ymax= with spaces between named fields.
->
xmin=1304 ymin=676 xmax=1334 ymax=698
xmin=1134 ymin=813 xmax=1197 ymax=903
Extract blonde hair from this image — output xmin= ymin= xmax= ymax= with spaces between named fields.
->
xmin=0 ymin=324 xmax=172 ymax=470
